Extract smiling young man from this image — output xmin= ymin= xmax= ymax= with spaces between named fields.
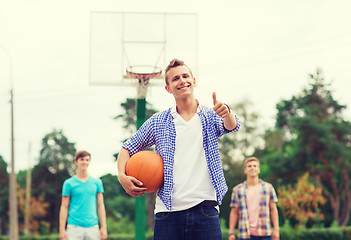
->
xmin=228 ymin=157 xmax=280 ymax=240
xmin=59 ymin=150 xmax=107 ymax=240
xmin=117 ymin=59 xmax=240 ymax=240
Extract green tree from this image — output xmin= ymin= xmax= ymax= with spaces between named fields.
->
xmin=114 ymin=98 xmax=158 ymax=143
xmin=0 ymin=155 xmax=9 ymax=235
xmin=255 ymin=128 xmax=289 ymax=186
xmin=39 ymin=129 xmax=76 ymax=176
xmin=219 ymin=99 xmax=263 ymax=226
xmin=32 ymin=129 xmax=76 ymax=232
xmin=101 ymin=174 xmax=135 ymax=234
xmin=100 ymin=174 xmax=133 ymax=219
xmin=264 ymin=69 xmax=351 ymax=226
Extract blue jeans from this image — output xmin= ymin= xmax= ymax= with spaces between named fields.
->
xmin=154 ymin=206 xmax=222 ymax=240
xmin=239 ymin=236 xmax=272 ymax=240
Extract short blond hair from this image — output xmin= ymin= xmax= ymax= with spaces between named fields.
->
xmin=244 ymin=156 xmax=260 ymax=167
xmin=164 ymin=58 xmax=194 ymax=85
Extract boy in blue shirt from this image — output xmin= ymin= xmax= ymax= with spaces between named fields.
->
xmin=59 ymin=150 xmax=107 ymax=240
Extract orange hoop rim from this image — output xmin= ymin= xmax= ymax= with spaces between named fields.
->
xmin=126 ymin=65 xmax=163 ymax=80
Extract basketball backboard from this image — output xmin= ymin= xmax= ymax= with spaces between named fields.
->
xmin=89 ymin=12 xmax=198 ymax=87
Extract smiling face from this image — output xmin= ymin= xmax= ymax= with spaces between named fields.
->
xmin=244 ymin=159 xmax=261 ymax=178
xmin=165 ymin=65 xmax=196 ymax=99
xmin=75 ymin=155 xmax=91 ymax=171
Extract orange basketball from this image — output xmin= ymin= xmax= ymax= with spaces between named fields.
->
xmin=126 ymin=150 xmax=164 ymax=193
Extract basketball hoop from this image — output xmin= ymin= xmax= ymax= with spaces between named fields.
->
xmin=126 ymin=65 xmax=163 ymax=98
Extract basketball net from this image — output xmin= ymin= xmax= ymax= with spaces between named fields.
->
xmin=136 ymin=77 xmax=150 ymax=99
xmin=126 ymin=66 xmax=162 ymax=99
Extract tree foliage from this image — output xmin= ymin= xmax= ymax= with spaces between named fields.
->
xmin=31 ymin=129 xmax=76 ymax=232
xmin=278 ymin=172 xmax=326 ymax=228
xmin=0 ymin=155 xmax=9 ymax=235
xmin=100 ymin=174 xmax=134 ymax=221
xmin=17 ymin=186 xmax=49 ymax=234
xmin=219 ymin=99 xmax=263 ymax=226
xmin=38 ymin=129 xmax=76 ymax=175
xmin=264 ymin=69 xmax=351 ymax=226
xmin=114 ymin=98 xmax=158 ymax=141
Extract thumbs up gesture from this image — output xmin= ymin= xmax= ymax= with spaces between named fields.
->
xmin=212 ymin=92 xmax=230 ymax=119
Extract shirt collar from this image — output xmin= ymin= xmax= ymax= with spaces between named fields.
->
xmin=244 ymin=179 xmax=263 ymax=189
xmin=170 ymin=100 xmax=202 ymax=118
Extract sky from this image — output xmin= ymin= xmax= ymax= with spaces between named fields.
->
xmin=1 ymin=0 xmax=351 ymax=178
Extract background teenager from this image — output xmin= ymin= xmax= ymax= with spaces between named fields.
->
xmin=117 ymin=59 xmax=240 ymax=240
xmin=228 ymin=157 xmax=279 ymax=240
xmin=59 ymin=150 xmax=107 ymax=240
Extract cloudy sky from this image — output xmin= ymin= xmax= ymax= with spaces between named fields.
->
xmin=1 ymin=0 xmax=351 ymax=178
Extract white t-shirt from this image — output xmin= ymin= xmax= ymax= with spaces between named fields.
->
xmin=155 ymin=106 xmax=217 ymax=213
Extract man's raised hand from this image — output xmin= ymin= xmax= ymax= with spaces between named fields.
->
xmin=212 ymin=92 xmax=230 ymax=119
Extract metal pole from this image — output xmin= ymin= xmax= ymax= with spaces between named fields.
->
xmin=24 ymin=142 xmax=32 ymax=235
xmin=135 ymin=97 xmax=146 ymax=240
xmin=9 ymin=89 xmax=19 ymax=240
xmin=1 ymin=44 xmax=19 ymax=240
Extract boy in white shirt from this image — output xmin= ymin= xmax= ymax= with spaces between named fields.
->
xmin=117 ymin=59 xmax=240 ymax=240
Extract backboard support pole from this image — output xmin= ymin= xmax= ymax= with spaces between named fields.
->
xmin=131 ymin=71 xmax=160 ymax=240
xmin=135 ymin=96 xmax=147 ymax=240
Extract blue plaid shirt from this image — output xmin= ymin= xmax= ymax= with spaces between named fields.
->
xmin=123 ymin=105 xmax=240 ymax=210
